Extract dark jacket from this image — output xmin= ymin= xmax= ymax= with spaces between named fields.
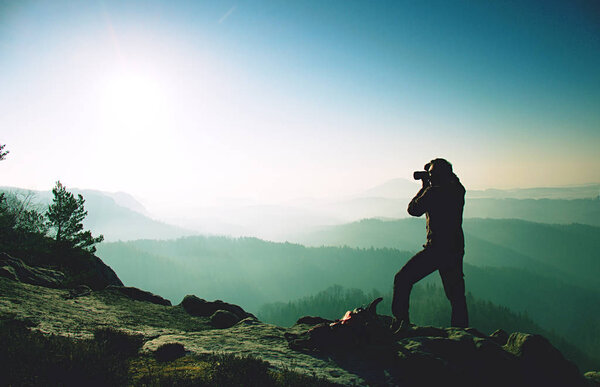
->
xmin=407 ymin=175 xmax=465 ymax=253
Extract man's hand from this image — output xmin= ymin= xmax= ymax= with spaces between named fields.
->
xmin=421 ymin=178 xmax=430 ymax=188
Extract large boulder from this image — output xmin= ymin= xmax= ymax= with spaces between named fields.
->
xmin=503 ymin=332 xmax=588 ymax=387
xmin=180 ymin=295 xmax=255 ymax=321
xmin=79 ymin=253 xmax=123 ymax=290
xmin=22 ymin=249 xmax=124 ymax=290
xmin=105 ymin=285 xmax=171 ymax=306
xmin=489 ymin=328 xmax=509 ymax=345
xmin=0 ymin=252 xmax=65 ymax=288
xmin=397 ymin=328 xmax=521 ymax=387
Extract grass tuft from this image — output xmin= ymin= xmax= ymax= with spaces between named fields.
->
xmin=130 ymin=352 xmax=335 ymax=386
xmin=0 ymin=318 xmax=141 ymax=386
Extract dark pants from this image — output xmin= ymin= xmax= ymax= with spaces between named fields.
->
xmin=392 ymin=246 xmax=468 ymax=328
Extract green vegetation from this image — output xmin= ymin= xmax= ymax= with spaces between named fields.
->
xmin=0 ymin=319 xmax=141 ymax=386
xmin=47 ymin=181 xmax=104 ymax=253
xmin=463 ymin=218 xmax=600 ymax=291
xmin=0 ymin=143 xmax=8 ymax=160
xmin=1 ymin=180 xmax=103 ymax=255
xmin=1 ymin=190 xmax=55 ymax=257
xmin=0 ymin=190 xmax=48 ymax=236
xmin=0 ymin=187 xmax=116 ymax=290
xmin=0 ymin=317 xmax=332 ymax=386
xmin=465 ymin=198 xmax=600 ymax=227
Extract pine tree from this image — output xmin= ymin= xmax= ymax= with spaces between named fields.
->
xmin=46 ymin=181 xmax=104 ymax=252
xmin=0 ymin=144 xmax=8 ymax=161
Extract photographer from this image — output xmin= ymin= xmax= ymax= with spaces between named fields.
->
xmin=391 ymin=158 xmax=468 ymax=332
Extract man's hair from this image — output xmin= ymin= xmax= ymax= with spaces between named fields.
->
xmin=429 ymin=158 xmax=453 ymax=176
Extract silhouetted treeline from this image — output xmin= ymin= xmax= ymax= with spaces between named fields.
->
xmin=465 ymin=198 xmax=600 ymax=227
xmin=299 ymin=218 xmax=600 ymax=292
xmin=258 ymin=284 xmax=540 ymax=332
xmin=97 ymin=237 xmax=412 ymax=311
xmin=1 ymin=184 xmax=103 ymax=253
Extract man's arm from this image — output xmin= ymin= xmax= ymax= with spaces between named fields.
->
xmin=407 ymin=186 xmax=432 ymax=217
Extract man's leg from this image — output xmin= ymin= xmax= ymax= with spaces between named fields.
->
xmin=392 ymin=248 xmax=440 ymax=324
xmin=439 ymin=256 xmax=468 ymax=328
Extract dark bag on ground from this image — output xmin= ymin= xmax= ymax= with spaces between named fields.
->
xmin=285 ymin=298 xmax=393 ymax=351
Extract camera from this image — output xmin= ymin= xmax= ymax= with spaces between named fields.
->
xmin=413 ymin=171 xmax=430 ymax=181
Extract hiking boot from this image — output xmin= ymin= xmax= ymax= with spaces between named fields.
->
xmin=392 ymin=320 xmax=415 ymax=337
xmin=389 ymin=318 xmax=400 ymax=332
xmin=390 ymin=318 xmax=410 ymax=332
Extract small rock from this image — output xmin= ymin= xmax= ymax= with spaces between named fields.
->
xmin=64 ymin=285 xmax=92 ymax=299
xmin=210 ymin=309 xmax=240 ymax=329
xmin=154 ymin=342 xmax=186 ymax=362
xmin=489 ymin=329 xmax=509 ymax=346
xmin=0 ymin=265 xmax=18 ymax=281
xmin=180 ymin=295 xmax=254 ymax=320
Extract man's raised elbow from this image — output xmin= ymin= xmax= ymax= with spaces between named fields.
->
xmin=407 ymin=206 xmax=422 ymax=217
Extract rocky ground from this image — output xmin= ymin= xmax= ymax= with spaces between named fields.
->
xmin=2 ymin=276 xmax=599 ymax=386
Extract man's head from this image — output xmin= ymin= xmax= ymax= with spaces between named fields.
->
xmin=426 ymin=158 xmax=454 ymax=185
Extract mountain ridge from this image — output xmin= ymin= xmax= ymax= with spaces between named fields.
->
xmin=0 ymin=186 xmax=196 ymax=241
xmin=357 ymin=179 xmax=600 ymax=200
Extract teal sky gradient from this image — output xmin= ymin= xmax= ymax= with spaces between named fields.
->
xmin=1 ymin=1 xmax=599 ymax=210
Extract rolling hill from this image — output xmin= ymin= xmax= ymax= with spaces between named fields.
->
xmin=294 ymin=218 xmax=600 ymax=292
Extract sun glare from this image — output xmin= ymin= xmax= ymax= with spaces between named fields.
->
xmin=94 ymin=68 xmax=175 ymax=176
xmin=100 ymin=71 xmax=165 ymax=130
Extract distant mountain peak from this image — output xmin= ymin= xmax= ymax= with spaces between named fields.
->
xmin=467 ymin=184 xmax=600 ymax=200
xmin=359 ymin=178 xmax=421 ymax=199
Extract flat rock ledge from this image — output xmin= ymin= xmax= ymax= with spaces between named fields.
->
xmin=0 ymin=252 xmax=65 ymax=288
xmin=105 ymin=285 xmax=172 ymax=306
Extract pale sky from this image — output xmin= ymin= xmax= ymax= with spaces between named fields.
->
xmin=1 ymin=1 xmax=599 ymax=213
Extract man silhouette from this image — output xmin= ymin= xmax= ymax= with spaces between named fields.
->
xmin=391 ymin=158 xmax=468 ymax=331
